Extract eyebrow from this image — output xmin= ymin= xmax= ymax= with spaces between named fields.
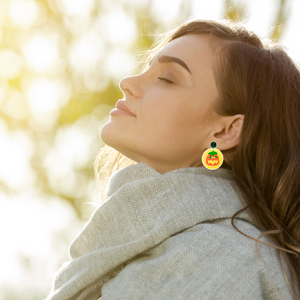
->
xmin=149 ymin=54 xmax=192 ymax=75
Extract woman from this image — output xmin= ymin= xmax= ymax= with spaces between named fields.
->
xmin=45 ymin=19 xmax=300 ymax=300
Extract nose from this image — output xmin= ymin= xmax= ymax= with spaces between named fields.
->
xmin=119 ymin=75 xmax=141 ymax=99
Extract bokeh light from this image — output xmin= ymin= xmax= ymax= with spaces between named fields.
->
xmin=45 ymin=124 xmax=91 ymax=175
xmin=83 ymin=69 xmax=110 ymax=92
xmin=2 ymin=88 xmax=29 ymax=120
xmin=21 ymin=33 xmax=59 ymax=73
xmin=0 ymin=49 xmax=23 ymax=79
xmin=25 ymin=77 xmax=69 ymax=113
xmin=0 ymin=192 xmax=84 ymax=298
xmin=191 ymin=0 xmax=223 ymax=19
xmin=150 ymin=0 xmax=183 ymax=25
xmin=105 ymin=49 xmax=137 ymax=83
xmin=100 ymin=8 xmax=138 ymax=48
xmin=0 ymin=78 xmax=9 ymax=103
xmin=0 ymin=120 xmax=35 ymax=190
xmin=56 ymin=0 xmax=95 ymax=16
xmin=280 ymin=0 xmax=300 ymax=63
xmin=22 ymin=76 xmax=71 ymax=128
xmin=8 ymin=0 xmax=39 ymax=28
xmin=243 ymin=0 xmax=277 ymax=37
xmin=68 ymin=31 xmax=104 ymax=74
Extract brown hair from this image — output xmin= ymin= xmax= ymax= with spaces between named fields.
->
xmin=94 ymin=19 xmax=300 ymax=298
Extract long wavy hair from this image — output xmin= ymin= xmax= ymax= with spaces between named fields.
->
xmin=94 ymin=19 xmax=300 ymax=299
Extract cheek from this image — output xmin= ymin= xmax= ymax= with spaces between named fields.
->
xmin=139 ymin=102 xmax=200 ymax=144
xmin=141 ymin=103 xmax=181 ymax=130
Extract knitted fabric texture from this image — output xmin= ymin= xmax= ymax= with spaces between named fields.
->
xmin=45 ymin=162 xmax=298 ymax=300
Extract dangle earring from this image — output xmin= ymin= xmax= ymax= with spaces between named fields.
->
xmin=201 ymin=142 xmax=224 ymax=170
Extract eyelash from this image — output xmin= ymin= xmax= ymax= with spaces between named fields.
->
xmin=157 ymin=77 xmax=174 ymax=85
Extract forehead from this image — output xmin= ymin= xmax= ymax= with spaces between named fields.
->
xmin=157 ymin=34 xmax=217 ymax=76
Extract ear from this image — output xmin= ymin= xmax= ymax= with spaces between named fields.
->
xmin=210 ymin=114 xmax=244 ymax=150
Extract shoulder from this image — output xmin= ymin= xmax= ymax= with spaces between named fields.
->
xmin=172 ymin=218 xmax=295 ymax=297
xmin=102 ymin=219 xmax=295 ymax=299
xmin=176 ymin=218 xmax=283 ymax=269
xmin=165 ymin=219 xmax=268 ymax=269
xmin=179 ymin=218 xmax=264 ymax=254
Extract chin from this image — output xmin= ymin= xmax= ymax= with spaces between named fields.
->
xmin=99 ymin=121 xmax=115 ymax=146
xmin=100 ymin=117 xmax=130 ymax=144
xmin=99 ymin=120 xmax=140 ymax=163
xmin=100 ymin=122 xmax=128 ymax=153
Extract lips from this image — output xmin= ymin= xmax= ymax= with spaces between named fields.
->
xmin=116 ymin=100 xmax=136 ymax=117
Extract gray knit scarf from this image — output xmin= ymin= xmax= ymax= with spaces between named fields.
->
xmin=45 ymin=162 xmax=259 ymax=300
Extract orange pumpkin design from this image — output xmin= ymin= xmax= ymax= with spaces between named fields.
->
xmin=206 ymin=150 xmax=219 ymax=166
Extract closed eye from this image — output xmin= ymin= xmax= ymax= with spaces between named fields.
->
xmin=158 ymin=77 xmax=174 ymax=85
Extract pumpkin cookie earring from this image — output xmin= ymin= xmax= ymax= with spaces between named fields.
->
xmin=201 ymin=142 xmax=224 ymax=170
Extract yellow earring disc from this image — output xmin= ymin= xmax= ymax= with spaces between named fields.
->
xmin=201 ymin=148 xmax=224 ymax=170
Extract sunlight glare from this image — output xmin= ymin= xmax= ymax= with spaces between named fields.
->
xmin=25 ymin=77 xmax=71 ymax=114
xmin=100 ymin=8 xmax=137 ymax=48
xmin=3 ymin=88 xmax=29 ymax=120
xmin=44 ymin=123 xmax=95 ymax=196
xmin=54 ymin=123 xmax=93 ymax=169
xmin=121 ymin=0 xmax=149 ymax=10
xmin=83 ymin=70 xmax=110 ymax=92
xmin=105 ymin=49 xmax=137 ymax=82
xmin=44 ymin=116 xmax=98 ymax=193
xmin=244 ymin=0 xmax=276 ymax=38
xmin=192 ymin=0 xmax=223 ymax=19
xmin=9 ymin=0 xmax=39 ymax=28
xmin=21 ymin=75 xmax=71 ymax=129
xmin=62 ymin=15 xmax=91 ymax=35
xmin=0 ymin=192 xmax=83 ymax=289
xmin=280 ymin=0 xmax=300 ymax=64
xmin=21 ymin=34 xmax=59 ymax=73
xmin=0 ymin=78 xmax=9 ymax=103
xmin=150 ymin=0 xmax=182 ymax=25
xmin=68 ymin=32 xmax=104 ymax=74
xmin=26 ymin=78 xmax=60 ymax=113
xmin=0 ymin=121 xmax=35 ymax=190
xmin=0 ymin=49 xmax=22 ymax=79
xmin=57 ymin=0 xmax=95 ymax=16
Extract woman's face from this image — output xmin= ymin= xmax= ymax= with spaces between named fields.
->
xmin=100 ymin=34 xmax=240 ymax=174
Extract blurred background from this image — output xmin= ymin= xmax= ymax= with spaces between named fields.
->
xmin=0 ymin=0 xmax=299 ymax=299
